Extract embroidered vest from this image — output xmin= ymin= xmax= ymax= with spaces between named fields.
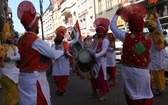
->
xmin=122 ymin=32 xmax=151 ymax=68
xmin=96 ymin=38 xmax=107 ymax=57
xmin=18 ymin=33 xmax=51 ymax=72
xmin=151 ymin=30 xmax=165 ymax=50
xmin=107 ymin=33 xmax=115 ymax=49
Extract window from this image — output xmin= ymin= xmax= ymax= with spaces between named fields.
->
xmin=83 ymin=18 xmax=86 ymax=29
xmin=118 ymin=0 xmax=122 ymax=4
xmin=98 ymin=0 xmax=102 ymax=13
xmin=106 ymin=0 xmax=112 ymax=9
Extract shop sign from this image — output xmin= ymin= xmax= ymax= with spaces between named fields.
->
xmin=148 ymin=0 xmax=158 ymax=4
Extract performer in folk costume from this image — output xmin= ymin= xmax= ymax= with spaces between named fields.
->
xmin=0 ymin=10 xmax=5 ymax=89
xmin=17 ymin=1 xmax=64 ymax=105
xmin=106 ymin=33 xmax=116 ymax=87
xmin=88 ymin=18 xmax=110 ymax=101
xmin=110 ymin=4 xmax=153 ymax=105
xmin=147 ymin=7 xmax=166 ymax=97
xmin=52 ymin=26 xmax=78 ymax=96
xmin=0 ymin=23 xmax=20 ymax=105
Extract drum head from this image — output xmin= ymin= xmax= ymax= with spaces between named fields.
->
xmin=77 ymin=50 xmax=91 ymax=63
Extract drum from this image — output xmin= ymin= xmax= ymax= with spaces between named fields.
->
xmin=76 ymin=49 xmax=96 ymax=72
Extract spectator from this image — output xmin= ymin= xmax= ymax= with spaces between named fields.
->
xmin=147 ymin=7 xmax=166 ymax=97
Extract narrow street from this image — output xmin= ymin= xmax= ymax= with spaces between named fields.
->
xmin=0 ymin=60 xmax=168 ymax=105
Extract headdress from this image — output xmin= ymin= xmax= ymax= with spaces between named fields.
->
xmin=55 ymin=26 xmax=67 ymax=39
xmin=148 ymin=13 xmax=159 ymax=28
xmin=93 ymin=18 xmax=110 ymax=34
xmin=120 ymin=4 xmax=146 ymax=32
xmin=1 ymin=23 xmax=11 ymax=42
xmin=17 ymin=1 xmax=39 ymax=31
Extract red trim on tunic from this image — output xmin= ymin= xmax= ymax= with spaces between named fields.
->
xmin=96 ymin=38 xmax=107 ymax=57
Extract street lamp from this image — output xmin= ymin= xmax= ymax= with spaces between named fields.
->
xmin=39 ymin=0 xmax=54 ymax=41
xmin=39 ymin=0 xmax=44 ymax=40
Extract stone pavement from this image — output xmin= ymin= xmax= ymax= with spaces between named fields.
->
xmin=0 ymin=64 xmax=168 ymax=105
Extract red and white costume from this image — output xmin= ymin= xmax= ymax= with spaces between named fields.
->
xmin=110 ymin=4 xmax=153 ymax=105
xmin=52 ymin=26 xmax=78 ymax=94
xmin=17 ymin=1 xmax=64 ymax=105
xmin=89 ymin=18 xmax=110 ymax=97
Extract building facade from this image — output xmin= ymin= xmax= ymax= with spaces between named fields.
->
xmin=0 ymin=0 xmax=14 ymax=36
xmin=41 ymin=0 xmax=168 ymax=44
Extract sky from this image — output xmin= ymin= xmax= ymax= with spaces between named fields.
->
xmin=8 ymin=0 xmax=50 ymax=33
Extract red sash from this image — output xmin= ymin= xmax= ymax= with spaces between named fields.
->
xmin=96 ymin=38 xmax=107 ymax=57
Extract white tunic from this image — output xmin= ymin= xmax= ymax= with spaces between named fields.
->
xmin=90 ymin=38 xmax=109 ymax=80
xmin=148 ymin=19 xmax=166 ymax=71
xmin=106 ymin=47 xmax=116 ymax=67
xmin=52 ymin=33 xmax=79 ymax=76
xmin=0 ymin=45 xmax=20 ymax=83
xmin=18 ymin=32 xmax=64 ymax=105
xmin=110 ymin=15 xmax=153 ymax=99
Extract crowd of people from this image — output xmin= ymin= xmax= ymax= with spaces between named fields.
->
xmin=0 ymin=1 xmax=167 ymax=105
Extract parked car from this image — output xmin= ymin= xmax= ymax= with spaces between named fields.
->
xmin=115 ymin=38 xmax=123 ymax=55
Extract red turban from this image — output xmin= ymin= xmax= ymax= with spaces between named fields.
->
xmin=120 ymin=4 xmax=146 ymax=32
xmin=94 ymin=18 xmax=110 ymax=35
xmin=55 ymin=26 xmax=67 ymax=39
xmin=128 ymin=14 xmax=144 ymax=32
xmin=17 ymin=1 xmax=38 ymax=31
xmin=21 ymin=11 xmax=38 ymax=31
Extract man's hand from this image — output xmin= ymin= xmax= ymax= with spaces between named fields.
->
xmin=116 ymin=7 xmax=122 ymax=15
xmin=152 ymin=6 xmax=159 ymax=19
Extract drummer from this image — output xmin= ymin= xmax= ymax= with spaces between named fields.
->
xmin=88 ymin=18 xmax=110 ymax=101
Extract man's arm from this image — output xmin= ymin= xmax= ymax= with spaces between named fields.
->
xmin=32 ymin=38 xmax=64 ymax=59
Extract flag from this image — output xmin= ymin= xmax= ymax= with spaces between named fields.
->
xmin=73 ymin=20 xmax=83 ymax=52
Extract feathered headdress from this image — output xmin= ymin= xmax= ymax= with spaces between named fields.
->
xmin=120 ymin=4 xmax=146 ymax=32
xmin=17 ymin=1 xmax=39 ymax=31
xmin=93 ymin=18 xmax=110 ymax=34
xmin=55 ymin=26 xmax=67 ymax=39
